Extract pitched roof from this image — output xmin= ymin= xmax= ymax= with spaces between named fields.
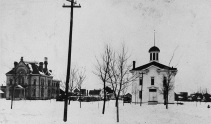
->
xmin=6 ymin=61 xmax=52 ymax=76
xmin=131 ymin=61 xmax=177 ymax=71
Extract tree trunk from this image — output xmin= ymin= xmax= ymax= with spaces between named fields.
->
xmin=164 ymin=91 xmax=166 ymax=105
xmin=115 ymin=98 xmax=118 ymax=107
xmin=135 ymin=92 xmax=136 ymax=105
xmin=102 ymin=84 xmax=106 ymax=114
xmin=166 ymin=91 xmax=168 ymax=109
xmin=116 ymin=99 xmax=119 ymax=122
xmin=11 ymin=87 xmax=14 ymax=109
xmin=80 ymin=88 xmax=81 ymax=108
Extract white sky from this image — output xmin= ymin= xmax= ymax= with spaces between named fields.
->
xmin=1 ymin=0 xmax=211 ymax=93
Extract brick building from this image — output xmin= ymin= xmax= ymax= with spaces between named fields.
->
xmin=6 ymin=57 xmax=60 ymax=100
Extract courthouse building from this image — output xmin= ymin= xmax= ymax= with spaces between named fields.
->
xmin=6 ymin=57 xmax=60 ymax=100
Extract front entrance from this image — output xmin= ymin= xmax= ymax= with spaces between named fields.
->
xmin=148 ymin=89 xmax=157 ymax=105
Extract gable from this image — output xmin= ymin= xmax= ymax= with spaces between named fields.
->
xmin=131 ymin=61 xmax=177 ymax=71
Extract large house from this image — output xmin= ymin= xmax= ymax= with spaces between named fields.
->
xmin=130 ymin=45 xmax=177 ymax=105
xmin=5 ymin=57 xmax=60 ymax=100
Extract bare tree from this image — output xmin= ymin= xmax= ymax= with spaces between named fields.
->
xmin=77 ymin=67 xmax=86 ymax=108
xmin=159 ymin=72 xmax=175 ymax=109
xmin=159 ymin=48 xmax=178 ymax=109
xmin=68 ymin=67 xmax=78 ymax=105
xmin=10 ymin=70 xmax=26 ymax=109
xmin=107 ymin=44 xmax=138 ymax=122
xmin=131 ymin=81 xmax=138 ymax=105
xmin=122 ymin=82 xmax=129 ymax=106
xmin=94 ymin=45 xmax=112 ymax=114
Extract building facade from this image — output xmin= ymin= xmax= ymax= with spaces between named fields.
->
xmin=131 ymin=46 xmax=177 ymax=104
xmin=6 ymin=57 xmax=60 ymax=100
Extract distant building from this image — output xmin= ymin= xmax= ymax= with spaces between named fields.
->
xmin=130 ymin=45 xmax=177 ymax=105
xmin=5 ymin=57 xmax=60 ymax=100
xmin=89 ymin=89 xmax=101 ymax=97
xmin=73 ymin=88 xmax=86 ymax=96
xmin=80 ymin=89 xmax=86 ymax=96
xmin=0 ymin=85 xmax=6 ymax=98
xmin=175 ymin=92 xmax=188 ymax=101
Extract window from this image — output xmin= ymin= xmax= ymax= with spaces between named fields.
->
xmin=33 ymin=88 xmax=36 ymax=97
xmin=156 ymin=53 xmax=158 ymax=60
xmin=48 ymin=89 xmax=51 ymax=97
xmin=163 ymin=77 xmax=167 ymax=86
xmin=151 ymin=77 xmax=154 ymax=85
xmin=22 ymin=77 xmax=24 ymax=84
xmin=153 ymin=53 xmax=155 ymax=60
xmin=149 ymin=89 xmax=156 ymax=92
xmin=139 ymin=91 xmax=142 ymax=99
xmin=48 ymin=80 xmax=51 ymax=86
xmin=34 ymin=79 xmax=36 ymax=86
xmin=150 ymin=53 xmax=152 ymax=61
xmin=139 ymin=78 xmax=142 ymax=85
xmin=18 ymin=77 xmax=21 ymax=85
xmin=10 ymin=79 xmax=13 ymax=85
xmin=41 ymin=88 xmax=44 ymax=97
xmin=41 ymin=79 xmax=44 ymax=86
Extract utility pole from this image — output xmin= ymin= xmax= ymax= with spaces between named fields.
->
xmin=140 ymin=72 xmax=145 ymax=106
xmin=63 ymin=0 xmax=81 ymax=122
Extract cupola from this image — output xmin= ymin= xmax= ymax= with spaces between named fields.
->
xmin=149 ymin=46 xmax=160 ymax=62
xmin=149 ymin=30 xmax=160 ymax=62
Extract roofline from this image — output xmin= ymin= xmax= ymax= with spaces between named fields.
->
xmin=130 ymin=62 xmax=177 ymax=72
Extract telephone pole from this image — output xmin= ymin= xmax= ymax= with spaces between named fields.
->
xmin=140 ymin=72 xmax=145 ymax=106
xmin=63 ymin=0 xmax=81 ymax=122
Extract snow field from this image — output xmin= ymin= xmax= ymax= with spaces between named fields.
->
xmin=0 ymin=99 xmax=211 ymax=124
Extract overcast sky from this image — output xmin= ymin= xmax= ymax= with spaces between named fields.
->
xmin=1 ymin=0 xmax=211 ymax=93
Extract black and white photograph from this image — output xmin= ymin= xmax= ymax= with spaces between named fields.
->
xmin=0 ymin=0 xmax=211 ymax=123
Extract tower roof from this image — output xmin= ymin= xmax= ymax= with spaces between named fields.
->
xmin=149 ymin=46 xmax=160 ymax=52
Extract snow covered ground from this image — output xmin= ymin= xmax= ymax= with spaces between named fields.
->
xmin=0 ymin=99 xmax=211 ymax=124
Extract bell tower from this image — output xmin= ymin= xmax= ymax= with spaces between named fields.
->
xmin=148 ymin=30 xmax=160 ymax=62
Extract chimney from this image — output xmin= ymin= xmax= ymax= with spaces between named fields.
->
xmin=21 ymin=57 xmax=23 ymax=61
xmin=39 ymin=62 xmax=43 ymax=71
xmin=44 ymin=57 xmax=48 ymax=70
xmin=133 ymin=61 xmax=136 ymax=69
xmin=14 ymin=61 xmax=18 ymax=68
